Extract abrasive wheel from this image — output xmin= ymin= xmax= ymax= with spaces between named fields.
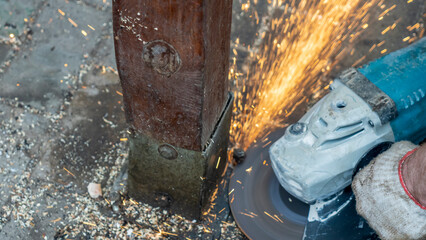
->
xmin=229 ymin=142 xmax=309 ymax=240
xmin=229 ymin=138 xmax=386 ymax=240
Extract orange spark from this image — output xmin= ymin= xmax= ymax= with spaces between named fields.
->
xmin=230 ymin=0 xmax=378 ymax=149
xmin=58 ymin=9 xmax=65 ymax=16
xmin=51 ymin=218 xmax=61 ymax=223
xmin=264 ymin=211 xmax=281 ymax=222
xmin=228 ymin=188 xmax=234 ymax=195
xmin=378 ymin=4 xmax=396 ymax=19
xmin=63 ymin=167 xmax=75 ymax=177
xmin=216 ymin=157 xmax=221 ymax=169
xmin=68 ymin=18 xmax=78 ymax=27
xmin=240 ymin=212 xmax=256 ymax=218
xmin=108 ymin=66 xmax=118 ymax=74
xmin=352 ymin=56 xmax=366 ymax=67
xmin=83 ymin=222 xmax=96 ymax=227
xmin=381 ymin=26 xmax=390 ymax=35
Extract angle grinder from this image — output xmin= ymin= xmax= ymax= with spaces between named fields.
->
xmin=230 ymin=37 xmax=426 ymax=239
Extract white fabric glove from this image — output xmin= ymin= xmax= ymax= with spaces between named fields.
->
xmin=352 ymin=141 xmax=426 ymax=240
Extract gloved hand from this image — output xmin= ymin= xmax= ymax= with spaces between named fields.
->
xmin=352 ymin=141 xmax=426 ymax=240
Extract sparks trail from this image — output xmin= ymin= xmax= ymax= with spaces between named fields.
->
xmin=230 ymin=0 xmax=378 ymax=150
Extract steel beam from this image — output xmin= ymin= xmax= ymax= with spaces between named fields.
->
xmin=113 ymin=0 xmax=233 ymax=219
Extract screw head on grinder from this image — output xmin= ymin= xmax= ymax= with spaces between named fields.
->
xmin=233 ymin=148 xmax=246 ymax=165
xmin=289 ymin=122 xmax=307 ymax=135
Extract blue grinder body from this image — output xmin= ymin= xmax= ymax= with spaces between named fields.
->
xmin=304 ymin=38 xmax=426 ymax=240
xmin=359 ymin=37 xmax=426 ymax=143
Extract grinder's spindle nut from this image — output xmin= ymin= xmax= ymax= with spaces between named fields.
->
xmin=233 ymin=148 xmax=246 ymax=165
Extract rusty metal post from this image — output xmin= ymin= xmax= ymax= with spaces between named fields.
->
xmin=112 ymin=0 xmax=233 ymax=219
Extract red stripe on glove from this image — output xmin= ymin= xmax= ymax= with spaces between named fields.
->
xmin=398 ymin=148 xmax=426 ymax=210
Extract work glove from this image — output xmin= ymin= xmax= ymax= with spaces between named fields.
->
xmin=352 ymin=141 xmax=426 ymax=240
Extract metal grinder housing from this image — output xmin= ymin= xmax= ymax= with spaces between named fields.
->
xmin=270 ymin=38 xmax=426 ymax=204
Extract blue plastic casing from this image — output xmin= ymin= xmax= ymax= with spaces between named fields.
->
xmin=359 ymin=37 xmax=426 ymax=143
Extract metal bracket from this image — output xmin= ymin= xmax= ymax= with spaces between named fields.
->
xmin=128 ymin=93 xmax=233 ymax=219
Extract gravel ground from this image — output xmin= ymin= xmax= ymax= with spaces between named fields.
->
xmin=0 ymin=0 xmax=424 ymax=239
xmin=0 ymin=0 xmax=245 ymax=239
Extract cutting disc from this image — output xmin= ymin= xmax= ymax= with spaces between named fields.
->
xmin=229 ymin=143 xmax=309 ymax=240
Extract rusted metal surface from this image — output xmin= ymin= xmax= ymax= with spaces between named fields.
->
xmin=127 ymin=95 xmax=232 ymax=219
xmin=113 ymin=0 xmax=233 ymax=219
xmin=113 ymin=0 xmax=232 ymax=151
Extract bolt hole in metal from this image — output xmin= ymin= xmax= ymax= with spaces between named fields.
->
xmin=289 ymin=122 xmax=307 ymax=135
xmin=335 ymin=100 xmax=347 ymax=108
xmin=142 ymin=40 xmax=182 ymax=77
xmin=158 ymin=144 xmax=178 ymax=160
